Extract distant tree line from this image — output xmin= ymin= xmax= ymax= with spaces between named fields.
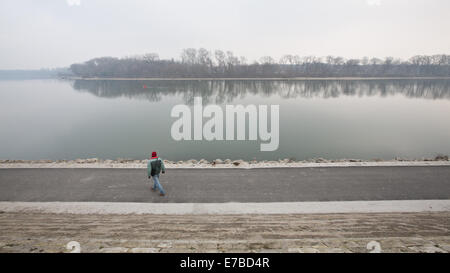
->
xmin=69 ymin=49 xmax=450 ymax=78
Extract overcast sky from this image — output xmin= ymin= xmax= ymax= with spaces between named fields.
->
xmin=0 ymin=0 xmax=449 ymax=69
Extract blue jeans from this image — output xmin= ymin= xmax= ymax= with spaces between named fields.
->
xmin=151 ymin=174 xmax=165 ymax=194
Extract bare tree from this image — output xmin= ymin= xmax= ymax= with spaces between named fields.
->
xmin=280 ymin=54 xmax=294 ymax=65
xmin=181 ymin=48 xmax=197 ymax=64
xmin=214 ymin=50 xmax=226 ymax=66
xmin=143 ymin=53 xmax=159 ymax=63
xmin=197 ymin=48 xmax=212 ymax=66
xmin=260 ymin=56 xmax=275 ymax=64
xmin=370 ymin=57 xmax=383 ymax=65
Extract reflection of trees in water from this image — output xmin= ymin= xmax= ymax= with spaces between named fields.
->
xmin=72 ymin=79 xmax=450 ymax=104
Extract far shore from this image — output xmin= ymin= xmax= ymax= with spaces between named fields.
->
xmin=1 ymin=157 xmax=449 ymax=169
xmin=63 ymin=76 xmax=450 ymax=81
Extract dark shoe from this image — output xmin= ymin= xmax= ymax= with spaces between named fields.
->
xmin=151 ymin=188 xmax=156 ymax=192
xmin=159 ymin=193 xmax=165 ymax=196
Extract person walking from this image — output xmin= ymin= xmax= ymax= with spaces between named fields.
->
xmin=147 ymin=151 xmax=166 ymax=196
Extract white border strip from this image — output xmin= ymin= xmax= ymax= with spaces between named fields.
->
xmin=0 ymin=200 xmax=449 ymax=215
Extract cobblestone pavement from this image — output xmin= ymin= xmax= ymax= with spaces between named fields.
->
xmin=0 ymin=212 xmax=449 ymax=253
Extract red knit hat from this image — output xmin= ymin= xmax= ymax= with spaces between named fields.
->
xmin=151 ymin=151 xmax=157 ymax=158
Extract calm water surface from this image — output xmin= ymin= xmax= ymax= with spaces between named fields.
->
xmin=1 ymin=79 xmax=450 ymax=161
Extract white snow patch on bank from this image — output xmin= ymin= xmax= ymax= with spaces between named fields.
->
xmin=1 ymin=160 xmax=450 ymax=169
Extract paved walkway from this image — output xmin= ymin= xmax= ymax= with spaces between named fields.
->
xmin=1 ymin=166 xmax=449 ymax=202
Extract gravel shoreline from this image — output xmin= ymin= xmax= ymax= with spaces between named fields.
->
xmin=1 ymin=156 xmax=448 ymax=168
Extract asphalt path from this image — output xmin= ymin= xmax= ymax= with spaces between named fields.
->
xmin=0 ymin=166 xmax=449 ymax=203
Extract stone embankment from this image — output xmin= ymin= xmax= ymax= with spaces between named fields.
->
xmin=0 ymin=155 xmax=448 ymax=169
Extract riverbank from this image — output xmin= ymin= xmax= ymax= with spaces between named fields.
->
xmin=1 ymin=156 xmax=449 ymax=168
